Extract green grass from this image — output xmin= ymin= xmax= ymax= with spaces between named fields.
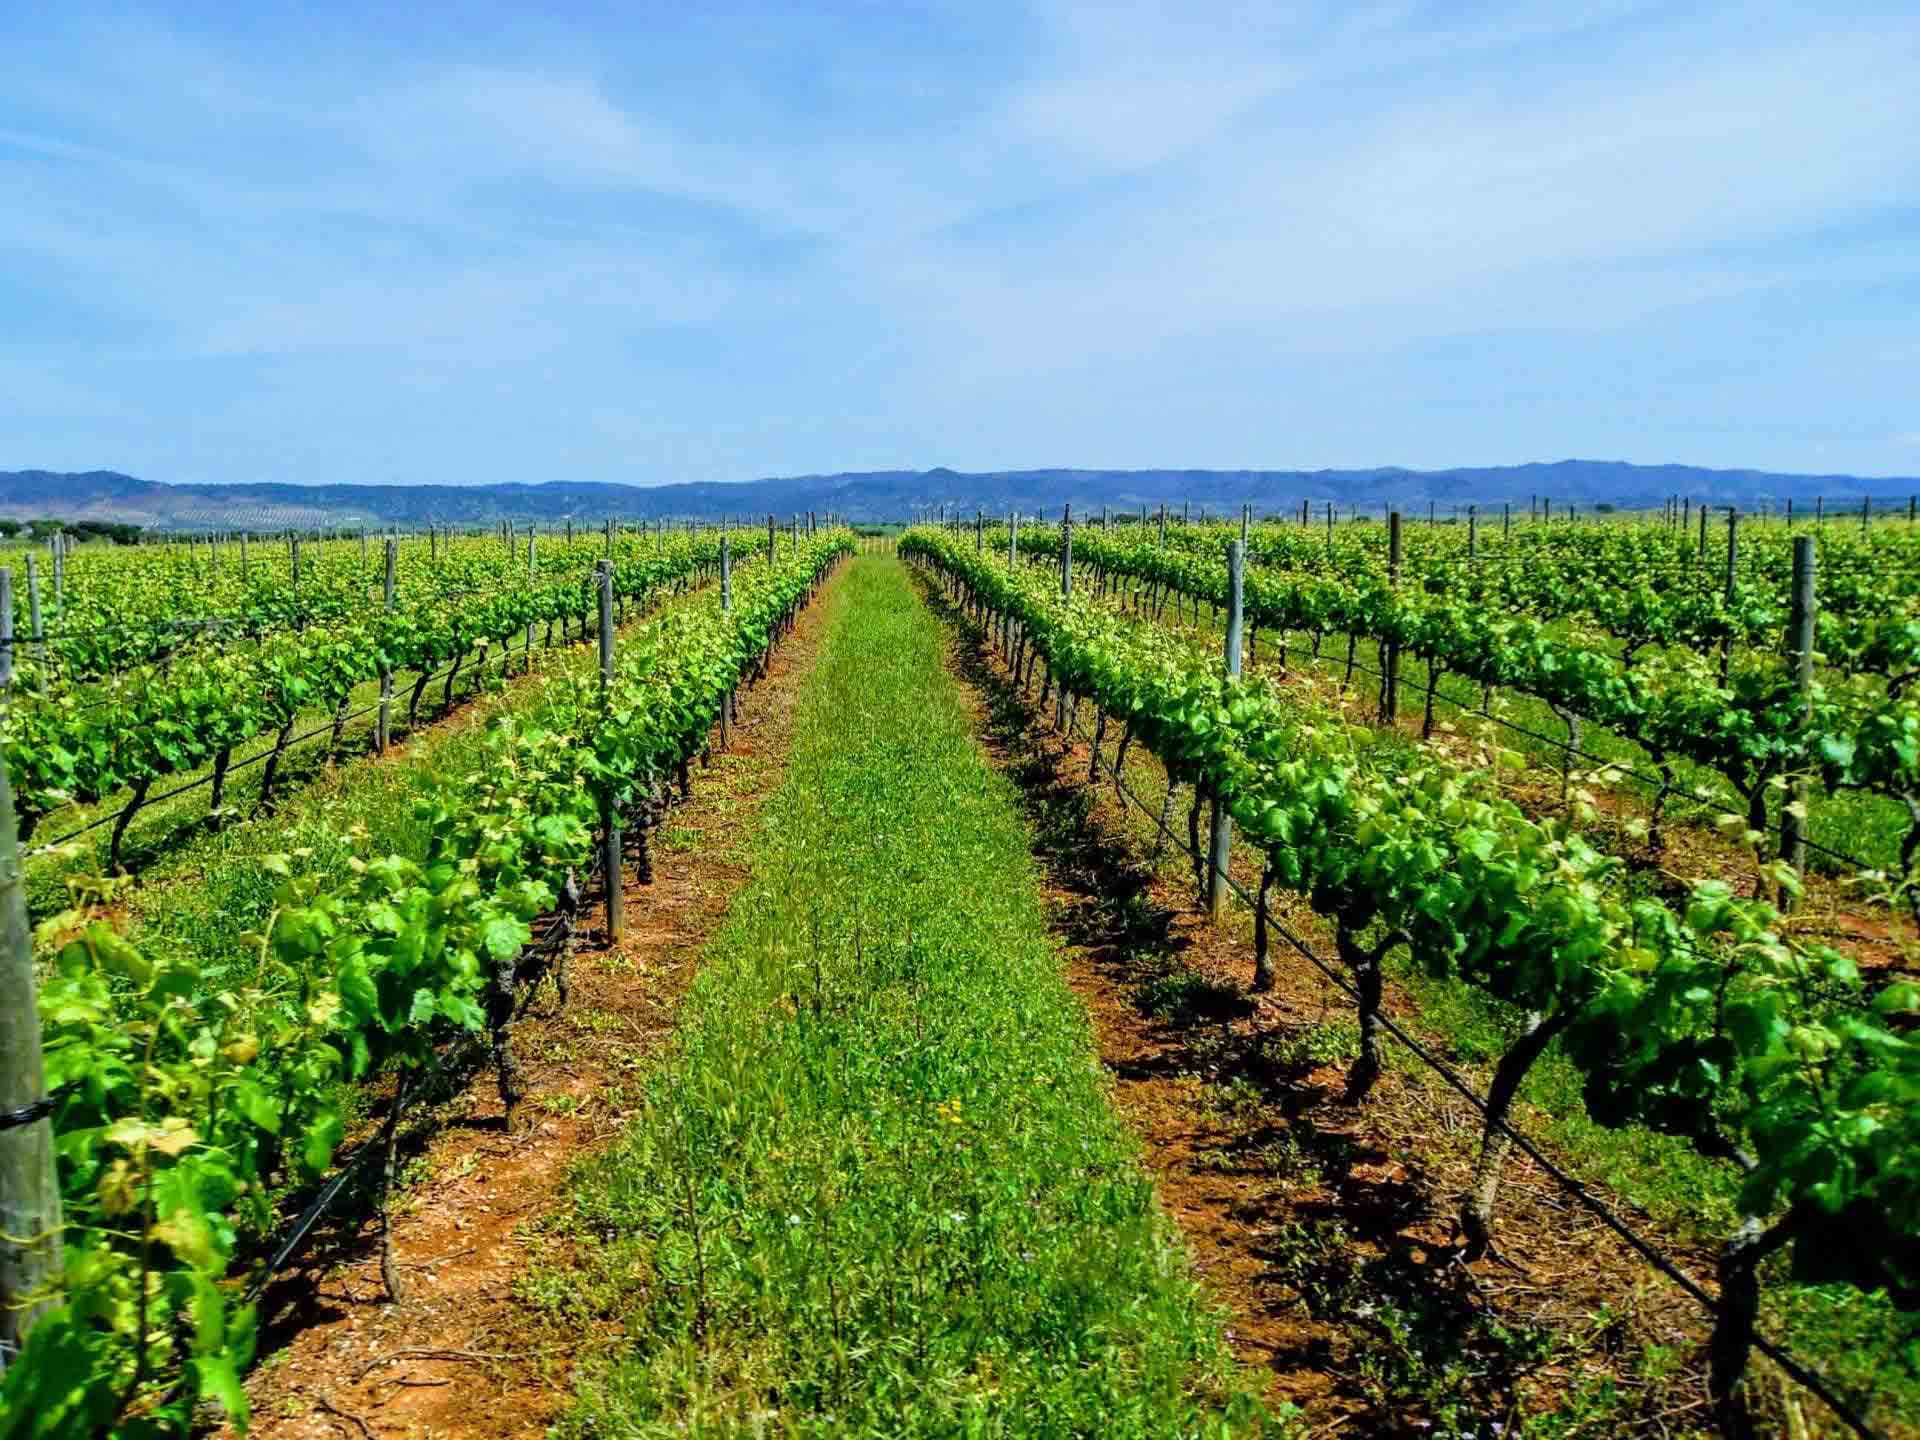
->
xmin=536 ymin=555 xmax=1289 ymax=1439
xmin=21 ymin=571 xmax=717 ymax=918
xmin=63 ymin=577 xmax=719 ymax=1008
xmin=1066 ymin=569 xmax=1920 ymax=1434
xmin=1091 ymin=558 xmax=1908 ymax=879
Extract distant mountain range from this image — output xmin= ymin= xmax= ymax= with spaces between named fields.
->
xmin=2 ymin=461 xmax=1916 ymax=531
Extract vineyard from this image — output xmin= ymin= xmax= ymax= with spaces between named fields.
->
xmin=1 ymin=513 xmax=1914 ymax=1439
xmin=0 ymin=520 xmax=848 ymax=1434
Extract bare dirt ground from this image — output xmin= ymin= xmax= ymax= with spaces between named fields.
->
xmin=232 ymin=568 xmax=846 ymax=1440
xmin=917 ymin=571 xmax=1824 ymax=1437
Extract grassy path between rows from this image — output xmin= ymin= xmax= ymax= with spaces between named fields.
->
xmin=539 ymin=554 xmax=1286 ymax=1438
xmin=238 ymin=555 xmax=852 ymax=1440
xmin=1057 ymin=563 xmax=1918 ymax=1428
xmin=22 ymin=562 xmax=723 ymax=919
xmin=76 ymin=566 xmax=724 ymax=986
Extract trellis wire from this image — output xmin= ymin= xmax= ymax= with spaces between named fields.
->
xmin=238 ymin=554 xmax=821 ymax=1299
xmin=1088 ymin=562 xmax=1896 ymax=879
xmin=1268 ymin=634 xmax=1886 ymax=877
xmin=934 ymin=568 xmax=1882 ymax=1440
xmin=22 ymin=641 xmax=534 ymax=859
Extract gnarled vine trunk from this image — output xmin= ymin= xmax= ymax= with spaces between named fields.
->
xmin=1151 ymin=778 xmax=1178 ymax=864
xmin=209 ymin=745 xmax=232 ymax=822
xmin=439 ymin=651 xmax=464 ymax=713
xmin=1335 ymin=921 xmax=1402 ymax=1104
xmin=487 ymin=945 xmax=522 ymax=1122
xmin=109 ymin=778 xmax=152 ymax=873
xmin=1252 ymin=863 xmax=1276 ymax=992
xmin=408 ymin=669 xmax=432 ymax=729
xmin=378 ymin=1070 xmax=415 ymax=1303
xmin=1458 ymin=1008 xmax=1573 ymax=1260
xmin=1112 ymin=719 xmax=1136 ymax=797
xmin=1186 ymin=783 xmax=1207 ymax=899
xmin=1707 ymin=1212 xmax=1798 ymax=1440
xmin=253 ymin=717 xmax=297 ymax=817
xmin=328 ymin=693 xmax=351 ymax=761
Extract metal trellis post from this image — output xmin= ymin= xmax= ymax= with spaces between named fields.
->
xmin=377 ymin=540 xmax=397 ymax=751
xmin=1779 ymin=537 xmax=1817 ymax=901
xmin=1382 ymin=513 xmax=1402 ymax=724
xmin=720 ymin=536 xmax=733 ymax=751
xmin=1208 ymin=541 xmax=1244 ymax=921
xmin=598 ymin=561 xmax=623 ymax=944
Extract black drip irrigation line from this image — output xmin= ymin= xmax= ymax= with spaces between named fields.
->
xmin=1277 ymin=641 xmax=1887 ymax=878
xmin=18 ymin=563 xmax=679 ymax=646
xmin=13 ymin=569 xmax=730 ymax=853
xmin=1811 ymin=692 xmax=1920 ymax=725
xmin=1058 ymin=571 xmax=1920 ymax=656
xmin=21 ymin=597 xmax=592 ymax=694
xmin=237 ymin=823 xmax=643 ymax=1289
xmin=1116 ymin=584 xmax=1893 ymax=880
xmin=22 ymin=642 xmax=536 ymax=859
xmin=1081 ymin=548 xmax=1920 ymax=621
xmin=931 ymin=572 xmax=1884 ymax=1440
xmin=20 ymin=617 xmax=258 ymax=640
xmin=245 ymin=563 xmax=820 ymax=1298
xmin=1246 ymin=554 xmax=1920 ymax=582
xmin=0 ymin=1079 xmax=83 ymax=1131
xmin=244 ymin=1005 xmax=515 ymax=1300
xmin=244 ymin=902 xmax=591 ymax=1287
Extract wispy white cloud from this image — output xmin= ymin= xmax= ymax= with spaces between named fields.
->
xmin=877 ymin=14 xmax=1918 ymax=379
xmin=999 ymin=0 xmax=1316 ymax=171
xmin=0 ymin=1 xmax=1915 ymax=483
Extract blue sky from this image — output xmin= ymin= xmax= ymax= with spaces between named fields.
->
xmin=1 ymin=1 xmax=1916 ymax=486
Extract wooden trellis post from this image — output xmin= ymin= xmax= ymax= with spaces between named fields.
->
xmin=1 ymin=582 xmax=62 ymax=1367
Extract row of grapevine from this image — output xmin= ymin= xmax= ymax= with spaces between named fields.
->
xmin=1158 ymin=515 xmax=1920 ymax=676
xmin=0 ymin=532 xmax=767 ymax=858
xmin=903 ymin=526 xmax=1918 ymax=1437
xmin=954 ymin=508 xmax=1920 ymax=673
xmin=6 ymin=522 xmax=747 ymax=685
xmin=999 ymin=523 xmax=1920 ymax=891
xmin=0 ymin=533 xmax=851 ymax=1437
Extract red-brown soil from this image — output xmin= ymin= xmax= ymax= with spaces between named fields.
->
xmin=921 ymin=572 xmax=1849 ymax=1437
xmin=232 ymin=569 xmax=846 ymax=1440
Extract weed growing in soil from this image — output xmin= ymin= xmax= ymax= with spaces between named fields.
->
xmin=536 ymin=557 xmax=1295 ymax=1438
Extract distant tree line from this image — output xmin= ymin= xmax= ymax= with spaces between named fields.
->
xmin=0 ymin=518 xmax=146 ymax=544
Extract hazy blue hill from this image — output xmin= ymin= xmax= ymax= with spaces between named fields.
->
xmin=1 ymin=460 xmax=1915 ymax=530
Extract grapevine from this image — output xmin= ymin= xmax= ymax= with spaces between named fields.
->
xmin=0 ymin=534 xmax=850 ymax=1438
xmin=904 ymin=525 xmax=1919 ymax=1433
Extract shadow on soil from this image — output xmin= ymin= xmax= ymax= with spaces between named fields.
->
xmin=915 ymin=572 xmax=1637 ymax=1438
